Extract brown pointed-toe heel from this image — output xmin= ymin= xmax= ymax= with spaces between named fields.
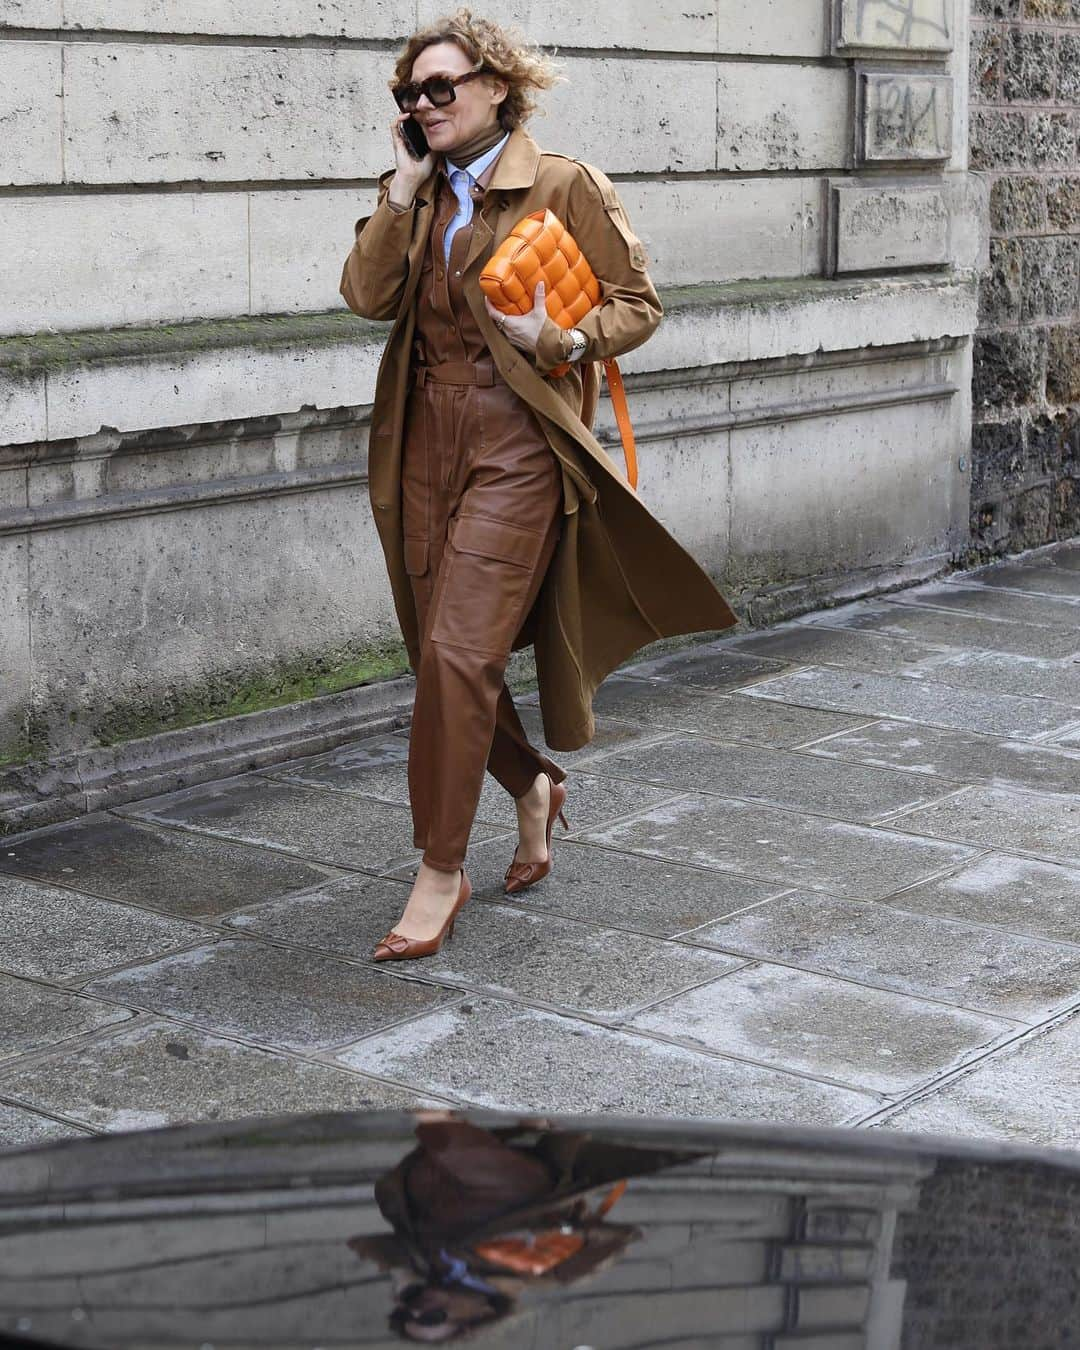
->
xmin=504 ymin=774 xmax=569 ymax=896
xmin=373 ymin=869 xmax=471 ymax=963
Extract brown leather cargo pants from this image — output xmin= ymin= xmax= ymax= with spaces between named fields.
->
xmin=401 ymin=357 xmax=567 ymax=872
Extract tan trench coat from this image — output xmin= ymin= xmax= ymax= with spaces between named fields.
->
xmin=340 ymin=125 xmax=738 ymax=750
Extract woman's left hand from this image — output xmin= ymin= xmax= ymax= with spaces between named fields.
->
xmin=484 ymin=279 xmax=549 ymax=355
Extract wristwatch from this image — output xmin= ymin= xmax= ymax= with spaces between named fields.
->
xmin=566 ymin=328 xmax=588 ymax=362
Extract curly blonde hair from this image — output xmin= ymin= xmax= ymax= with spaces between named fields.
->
xmin=392 ymin=8 xmax=563 ymax=131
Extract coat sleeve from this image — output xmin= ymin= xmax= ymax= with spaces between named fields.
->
xmin=339 ymin=172 xmax=415 ymax=321
xmin=533 ymin=161 xmax=663 ymax=378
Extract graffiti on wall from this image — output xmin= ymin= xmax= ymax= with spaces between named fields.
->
xmin=863 ymin=72 xmax=953 ymax=160
xmin=839 ymin=0 xmax=953 ymax=52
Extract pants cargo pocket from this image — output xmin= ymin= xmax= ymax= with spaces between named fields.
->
xmin=429 ymin=513 xmax=548 ymax=657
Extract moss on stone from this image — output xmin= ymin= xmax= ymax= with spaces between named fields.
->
xmin=89 ymin=643 xmax=412 ymax=748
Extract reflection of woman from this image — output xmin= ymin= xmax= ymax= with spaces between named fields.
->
xmin=340 ymin=10 xmax=738 ymax=963
xmin=349 ymin=1118 xmax=700 ymax=1342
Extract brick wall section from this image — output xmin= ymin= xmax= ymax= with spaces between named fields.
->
xmin=969 ymin=0 xmax=1080 ymax=556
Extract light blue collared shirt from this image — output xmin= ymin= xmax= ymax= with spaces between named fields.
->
xmin=442 ymin=130 xmax=510 ymax=264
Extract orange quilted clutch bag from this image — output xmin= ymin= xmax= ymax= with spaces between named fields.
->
xmin=479 ymin=209 xmax=638 ymax=490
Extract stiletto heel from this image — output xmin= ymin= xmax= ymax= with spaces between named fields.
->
xmin=373 ymin=869 xmax=470 ymax=962
xmin=504 ymin=773 xmax=568 ymax=895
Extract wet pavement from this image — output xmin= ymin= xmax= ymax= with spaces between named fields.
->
xmin=1 ymin=540 xmax=1078 ymax=1150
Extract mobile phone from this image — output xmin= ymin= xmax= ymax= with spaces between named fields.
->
xmin=399 ymin=116 xmax=429 ymax=160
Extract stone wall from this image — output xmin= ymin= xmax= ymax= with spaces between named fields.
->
xmin=969 ymin=0 xmax=1080 ymax=554
xmin=0 ymin=2 xmax=985 ymax=812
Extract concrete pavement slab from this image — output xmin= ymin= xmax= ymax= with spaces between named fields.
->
xmin=629 ymin=962 xmax=1015 ymax=1095
xmin=888 ymin=583 xmax=1080 ymax=628
xmin=742 ymin=666 xmax=1078 ymax=738
xmin=621 ymin=646 xmax=792 ymax=689
xmin=589 ymin=677 xmax=876 ymax=747
xmin=884 ymin=854 xmax=1080 ymax=945
xmin=587 ymin=735 xmax=956 ymax=822
xmin=955 ymin=562 xmax=1080 ymax=595
xmin=0 ymin=1101 xmax=89 ymax=1147
xmin=224 ymin=872 xmax=420 ymax=953
xmin=893 ymin=785 xmax=1080 ymax=866
xmin=878 ymin=1010 xmax=1080 ymax=1147
xmin=82 ymin=939 xmax=461 ymax=1053
xmin=685 ymin=891 xmax=1080 ymax=1022
xmin=513 ymin=702 xmax=673 ymax=765
xmin=258 ymin=731 xmax=410 ymax=798
xmin=806 ymin=600 xmax=1080 ymax=659
xmin=0 ymin=875 xmax=210 ymax=982
xmin=804 ymin=718 xmax=1080 ymax=794
xmin=0 ymin=974 xmax=134 ymax=1063
xmin=372 ymin=902 xmax=747 ymax=1023
xmin=118 ymin=777 xmax=503 ymax=873
xmin=334 ymin=999 xmax=878 ymax=1123
xmin=724 ymin=624 xmax=945 ymax=672
xmin=0 ymin=814 xmax=333 ymax=918
xmin=874 ymin=649 xmax=1080 ymax=707
xmin=576 ymin=793 xmax=976 ymax=900
xmin=394 ymin=836 xmax=788 ymax=937
xmin=473 ymin=770 xmax=681 ymax=834
xmin=0 ymin=1021 xmax=429 ymax=1134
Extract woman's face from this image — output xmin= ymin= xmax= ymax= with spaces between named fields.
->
xmin=408 ymin=41 xmax=506 ymax=155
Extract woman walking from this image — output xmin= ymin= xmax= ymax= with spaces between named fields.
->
xmin=340 ymin=9 xmax=737 ymax=963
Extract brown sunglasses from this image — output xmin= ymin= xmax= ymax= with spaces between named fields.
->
xmin=392 ymin=69 xmax=489 ymax=113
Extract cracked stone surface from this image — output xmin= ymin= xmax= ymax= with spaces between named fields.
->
xmin=1 ymin=542 xmax=1078 ymax=1150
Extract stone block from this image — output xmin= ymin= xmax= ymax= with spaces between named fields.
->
xmin=970 ymin=108 xmax=1027 ymax=170
xmin=1047 ymin=325 xmax=1080 ymax=404
xmin=990 ymin=175 xmax=1046 ymax=234
xmin=835 ymin=0 xmax=954 ymax=53
xmin=897 ymin=784 xmax=1080 ymax=867
xmin=586 ymin=734 xmax=955 ymax=823
xmin=884 ymin=854 xmax=1080 ymax=946
xmin=576 ymin=792 xmax=975 ymax=901
xmin=717 ymin=64 xmax=849 ymax=171
xmin=690 ymin=890 xmax=1080 ymax=1021
xmin=1046 ymin=176 xmax=1080 ymax=232
xmin=335 ymin=998 xmax=877 ymax=1122
xmin=743 ymin=662 xmax=1077 ymax=737
xmin=973 ymin=329 xmax=1046 ymax=409
xmin=0 ymin=368 xmax=45 ymax=444
xmin=0 ymin=874 xmax=208 ymax=981
xmin=831 ymin=185 xmax=949 ymax=273
xmin=250 ymin=188 xmax=376 ymax=315
xmin=889 ymin=579 xmax=1080 ymax=630
xmin=969 ymin=24 xmax=1002 ymax=102
xmin=44 ymin=338 xmax=380 ymax=439
xmin=1003 ymin=26 xmax=1057 ymax=103
xmin=62 ymin=0 xmax=404 ymax=37
xmin=0 ymin=1019 xmax=426 ymax=1134
xmin=84 ymin=939 xmax=460 ymax=1052
xmin=62 ymin=44 xmax=389 ymax=185
xmin=0 ymin=536 xmax=29 ymax=756
xmin=0 ymin=813 xmax=333 ymax=917
xmin=809 ymin=594 xmax=1080 ymax=658
xmin=1029 ymin=111 xmax=1076 ymax=168
xmin=0 ymin=973 xmax=133 ymax=1062
xmin=716 ymin=0 xmax=830 ymax=55
xmin=979 ymin=237 xmax=1022 ymax=326
xmin=861 ymin=72 xmax=954 ymax=161
xmin=0 ymin=193 xmax=248 ymax=335
xmin=630 ymin=962 xmax=1012 ymax=1093
xmin=971 ymin=0 xmax=1020 ymax=14
xmin=0 ymin=1103 xmax=86 ymax=1150
xmin=1060 ymin=34 xmax=1080 ymax=104
xmin=807 ymin=716 xmax=1080 ymax=796
xmin=881 ymin=1007 xmax=1080 ymax=1146
xmin=0 ymin=0 xmax=61 ymax=22
xmin=417 ymin=0 xmax=720 ymax=52
xmin=0 ymin=42 xmax=62 ymax=186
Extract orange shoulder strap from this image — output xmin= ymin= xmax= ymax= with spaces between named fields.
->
xmin=602 ymin=359 xmax=638 ymax=491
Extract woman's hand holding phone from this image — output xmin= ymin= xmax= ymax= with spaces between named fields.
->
xmin=387 ymin=113 xmax=434 ymax=208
